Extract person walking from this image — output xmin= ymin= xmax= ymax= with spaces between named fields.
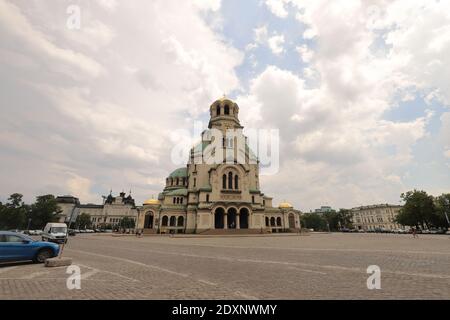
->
xmin=412 ymin=227 xmax=418 ymax=238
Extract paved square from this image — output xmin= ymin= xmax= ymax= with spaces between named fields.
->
xmin=1 ymin=233 xmax=449 ymax=299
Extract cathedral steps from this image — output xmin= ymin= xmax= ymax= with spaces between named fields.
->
xmin=196 ymin=229 xmax=263 ymax=235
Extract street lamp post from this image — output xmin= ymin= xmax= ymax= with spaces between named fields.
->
xmin=444 ymin=198 xmax=450 ymax=231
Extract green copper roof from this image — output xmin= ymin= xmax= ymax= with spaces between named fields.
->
xmin=165 ymin=188 xmax=188 ymax=196
xmin=169 ymin=167 xmax=188 ymax=178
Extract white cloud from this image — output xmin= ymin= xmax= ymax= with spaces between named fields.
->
xmin=268 ymin=34 xmax=285 ymax=55
xmin=265 ymin=0 xmax=289 ymax=18
xmin=192 ymin=0 xmax=221 ymax=12
xmin=0 ymin=0 xmax=242 ymax=204
xmin=251 ymin=26 xmax=285 ymax=56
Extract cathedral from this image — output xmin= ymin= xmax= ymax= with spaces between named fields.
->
xmin=137 ymin=97 xmax=301 ymax=234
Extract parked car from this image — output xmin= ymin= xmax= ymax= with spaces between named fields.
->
xmin=42 ymin=223 xmax=68 ymax=244
xmin=0 ymin=231 xmax=60 ymax=263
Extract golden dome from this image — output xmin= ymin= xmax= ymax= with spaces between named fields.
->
xmin=143 ymin=198 xmax=160 ymax=205
xmin=279 ymin=202 xmax=293 ymax=209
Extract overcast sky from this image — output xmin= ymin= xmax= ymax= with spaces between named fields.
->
xmin=1 ymin=0 xmax=449 ymax=211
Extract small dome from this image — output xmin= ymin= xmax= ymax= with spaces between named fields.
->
xmin=169 ymin=167 xmax=188 ymax=178
xmin=143 ymin=198 xmax=160 ymax=205
xmin=279 ymin=202 xmax=293 ymax=209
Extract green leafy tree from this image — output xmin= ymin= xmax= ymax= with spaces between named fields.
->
xmin=119 ymin=217 xmax=136 ymax=229
xmin=75 ymin=213 xmax=92 ymax=229
xmin=433 ymin=194 xmax=450 ymax=229
xmin=337 ymin=209 xmax=354 ymax=229
xmin=301 ymin=213 xmax=328 ymax=231
xmin=0 ymin=193 xmax=27 ymax=230
xmin=27 ymin=195 xmax=61 ymax=230
xmin=396 ymin=190 xmax=435 ymax=229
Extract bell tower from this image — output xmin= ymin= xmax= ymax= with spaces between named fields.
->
xmin=208 ymin=96 xmax=242 ymax=132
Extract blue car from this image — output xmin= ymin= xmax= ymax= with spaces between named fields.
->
xmin=0 ymin=231 xmax=60 ymax=263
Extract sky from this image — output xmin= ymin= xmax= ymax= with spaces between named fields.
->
xmin=0 ymin=0 xmax=449 ymax=211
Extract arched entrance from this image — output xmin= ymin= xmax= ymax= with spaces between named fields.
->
xmin=270 ymin=217 xmax=276 ymax=227
xmin=214 ymin=207 xmax=225 ymax=229
xmin=169 ymin=216 xmax=176 ymax=227
xmin=144 ymin=212 xmax=154 ymax=229
xmin=289 ymin=213 xmax=295 ymax=228
xmin=227 ymin=208 xmax=237 ymax=229
xmin=177 ymin=216 xmax=184 ymax=227
xmin=239 ymin=208 xmax=249 ymax=229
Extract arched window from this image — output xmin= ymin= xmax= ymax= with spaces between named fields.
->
xmin=180 ymin=198 xmax=183 ymax=204
xmin=170 ymin=178 xmax=173 ymax=186
xmin=270 ymin=217 xmax=276 ymax=226
xmin=177 ymin=216 xmax=184 ymax=227
xmin=235 ymin=175 xmax=239 ymax=189
xmin=176 ymin=178 xmax=179 ymax=185
xmin=228 ymin=172 xmax=233 ymax=189
xmin=170 ymin=216 xmax=176 ymax=227
xmin=277 ymin=217 xmax=282 ymax=226
xmin=252 ymin=196 xmax=255 ymax=204
xmin=265 ymin=217 xmax=269 ymax=227
xmin=173 ymin=197 xmax=176 ymax=204
xmin=216 ymin=105 xmax=221 ymax=116
xmin=222 ymin=174 xmax=227 ymax=189
xmin=224 ymin=105 xmax=230 ymax=115
xmin=162 ymin=216 xmax=168 ymax=226
xmin=206 ymin=194 xmax=210 ymax=202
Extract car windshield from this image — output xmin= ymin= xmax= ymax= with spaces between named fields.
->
xmin=50 ymin=227 xmax=67 ymax=233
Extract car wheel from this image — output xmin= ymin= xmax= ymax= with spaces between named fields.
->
xmin=34 ymin=248 xmax=52 ymax=263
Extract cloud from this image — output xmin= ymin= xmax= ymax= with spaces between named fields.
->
xmin=250 ymin=25 xmax=285 ymax=56
xmin=0 ymin=0 xmax=241 ymax=204
xmin=265 ymin=0 xmax=289 ymax=18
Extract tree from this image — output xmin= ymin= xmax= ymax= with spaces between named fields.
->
xmin=396 ymin=190 xmax=435 ymax=229
xmin=119 ymin=217 xmax=136 ymax=230
xmin=27 ymin=195 xmax=61 ymax=230
xmin=0 ymin=193 xmax=27 ymax=230
xmin=433 ymin=194 xmax=450 ymax=229
xmin=301 ymin=213 xmax=327 ymax=231
xmin=75 ymin=213 xmax=92 ymax=229
xmin=318 ymin=209 xmax=354 ymax=231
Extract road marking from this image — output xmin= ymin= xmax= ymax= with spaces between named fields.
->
xmin=21 ymin=271 xmax=50 ymax=279
xmin=89 ymin=244 xmax=450 ymax=280
xmin=66 ymin=249 xmax=258 ymax=299
xmin=198 ymin=279 xmax=218 ymax=286
xmin=77 ymin=263 xmax=139 ymax=282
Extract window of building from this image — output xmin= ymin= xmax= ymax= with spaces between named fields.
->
xmin=173 ymin=197 xmax=176 ymax=204
xmin=228 ymin=172 xmax=233 ymax=189
xmin=252 ymin=196 xmax=255 ymax=204
xmin=206 ymin=194 xmax=210 ymax=202
xmin=222 ymin=174 xmax=227 ymax=189
xmin=216 ymin=105 xmax=221 ymax=116
xmin=224 ymin=105 xmax=230 ymax=115
xmin=193 ymin=178 xmax=196 ymax=188
xmin=235 ymin=175 xmax=239 ymax=189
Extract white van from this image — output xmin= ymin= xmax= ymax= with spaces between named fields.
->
xmin=42 ymin=223 xmax=68 ymax=244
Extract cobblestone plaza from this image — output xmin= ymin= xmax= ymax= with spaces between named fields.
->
xmin=1 ymin=233 xmax=449 ymax=300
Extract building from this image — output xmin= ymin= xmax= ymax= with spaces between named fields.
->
xmin=351 ymin=204 xmax=403 ymax=231
xmin=137 ymin=97 xmax=302 ymax=234
xmin=55 ymin=192 xmax=138 ymax=228
xmin=312 ymin=206 xmax=336 ymax=215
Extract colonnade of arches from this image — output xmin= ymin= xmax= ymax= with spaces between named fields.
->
xmin=214 ymin=207 xmax=250 ymax=229
xmin=265 ymin=213 xmax=296 ymax=229
xmin=143 ymin=212 xmax=185 ymax=229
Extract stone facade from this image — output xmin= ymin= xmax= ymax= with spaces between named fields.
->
xmin=351 ymin=204 xmax=404 ymax=231
xmin=137 ymin=97 xmax=302 ymax=234
xmin=56 ymin=192 xmax=138 ymax=228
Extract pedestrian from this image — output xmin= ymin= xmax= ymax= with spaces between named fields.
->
xmin=412 ymin=227 xmax=418 ymax=238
